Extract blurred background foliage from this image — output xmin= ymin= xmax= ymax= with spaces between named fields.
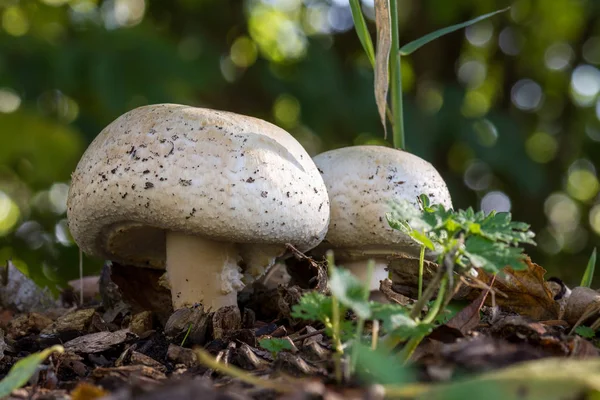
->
xmin=0 ymin=0 xmax=598 ymax=291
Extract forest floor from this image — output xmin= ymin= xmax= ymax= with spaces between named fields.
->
xmin=0 ymin=255 xmax=599 ymax=400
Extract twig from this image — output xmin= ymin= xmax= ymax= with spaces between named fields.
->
xmin=291 ymin=328 xmax=326 ymax=343
xmin=371 ymin=319 xmax=380 ymax=350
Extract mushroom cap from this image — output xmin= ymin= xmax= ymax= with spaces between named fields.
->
xmin=312 ymin=145 xmax=452 ymax=260
xmin=67 ymin=104 xmax=330 ymax=268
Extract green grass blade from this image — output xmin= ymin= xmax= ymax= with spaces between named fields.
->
xmin=349 ymin=0 xmax=375 ymax=67
xmin=581 ymin=247 xmax=597 ymax=288
xmin=389 ymin=0 xmax=404 ymax=150
xmin=399 ymin=7 xmax=510 ymax=56
xmin=0 ymin=345 xmax=64 ymax=398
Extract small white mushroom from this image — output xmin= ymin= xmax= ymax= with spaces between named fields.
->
xmin=312 ymin=145 xmax=453 ymax=290
xmin=67 ymin=104 xmax=330 ymax=312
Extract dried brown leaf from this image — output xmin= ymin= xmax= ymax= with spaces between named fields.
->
xmin=374 ymin=0 xmax=391 ymax=137
xmin=477 ymin=257 xmax=559 ymax=320
xmin=445 ymin=288 xmax=487 ymax=335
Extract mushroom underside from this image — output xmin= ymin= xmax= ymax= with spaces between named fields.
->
xmin=101 ymin=223 xmax=287 ymax=310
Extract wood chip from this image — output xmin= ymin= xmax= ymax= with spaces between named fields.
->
xmin=64 ymin=329 xmax=137 ymax=353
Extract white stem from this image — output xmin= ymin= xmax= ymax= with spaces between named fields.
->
xmin=342 ymin=260 xmax=389 ymax=291
xmin=166 ymin=232 xmax=244 ymax=311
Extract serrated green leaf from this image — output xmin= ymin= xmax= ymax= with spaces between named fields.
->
xmin=258 ymin=337 xmax=293 ymax=356
xmin=349 ymin=0 xmax=375 ymax=67
xmin=291 ymin=291 xmax=332 ymax=323
xmin=0 ymin=345 xmax=64 ymax=398
xmin=575 ymin=325 xmax=596 ymax=339
xmin=463 ymin=236 xmax=527 ymax=273
xmin=389 ymin=195 xmax=535 ymax=275
xmin=581 ymin=247 xmax=597 ymax=288
xmin=399 ymin=7 xmax=510 ymax=56
xmin=330 ymin=266 xmax=371 ymax=319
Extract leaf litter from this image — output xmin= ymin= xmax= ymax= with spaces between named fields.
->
xmin=0 ymin=250 xmax=599 ymax=400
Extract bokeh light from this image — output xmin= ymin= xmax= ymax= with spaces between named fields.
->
xmin=465 ymin=20 xmax=493 ymax=48
xmin=230 ymin=36 xmax=258 ymax=68
xmin=525 ymin=132 xmax=558 ymax=163
xmin=463 ymin=160 xmax=492 ymax=191
xmin=511 ymin=79 xmax=543 ymax=111
xmin=2 ymin=6 xmax=29 ymax=36
xmin=0 ymin=88 xmax=21 ymax=113
xmin=248 ymin=5 xmax=307 ymax=62
xmin=472 ymin=119 xmax=498 ymax=147
xmin=457 ymin=60 xmax=487 ymax=89
xmin=461 ymin=90 xmax=491 ymax=118
xmin=102 ymin=0 xmax=146 ymax=29
xmin=0 ymin=191 xmax=20 ymax=237
xmin=570 ymin=65 xmax=600 ymax=106
xmin=544 ymin=192 xmax=580 ymax=233
xmin=566 ymin=159 xmax=599 ymax=202
xmin=498 ymin=27 xmax=522 ymax=56
xmin=544 ymin=42 xmax=573 ymax=71
xmin=481 ymin=191 xmax=511 ymax=213
xmin=273 ymin=94 xmax=301 ymax=128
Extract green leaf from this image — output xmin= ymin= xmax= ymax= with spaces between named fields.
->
xmin=258 ymin=338 xmax=293 ymax=356
xmin=291 ymin=291 xmax=332 ymax=323
xmin=352 ymin=342 xmax=414 ymax=385
xmin=575 ymin=325 xmax=596 ymax=339
xmin=329 ymin=266 xmax=371 ymax=319
xmin=399 ymin=7 xmax=510 ymax=56
xmin=386 ymin=358 xmax=600 ymax=400
xmin=370 ymin=302 xmax=421 ymax=336
xmin=472 ymin=211 xmax=536 ymax=245
xmin=418 ymin=194 xmax=431 ymax=209
xmin=408 ymin=230 xmax=436 ymax=251
xmin=581 ymin=247 xmax=597 ymax=288
xmin=463 ymin=236 xmax=527 ymax=273
xmin=0 ymin=345 xmax=64 ymax=398
xmin=388 ymin=195 xmax=535 ymax=276
xmin=349 ymin=0 xmax=375 ymax=67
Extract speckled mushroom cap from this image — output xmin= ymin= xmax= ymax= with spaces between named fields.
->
xmin=67 ymin=104 xmax=330 ymax=269
xmin=312 ymin=145 xmax=452 ymax=260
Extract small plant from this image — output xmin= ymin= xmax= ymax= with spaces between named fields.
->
xmin=383 ymin=194 xmax=536 ymax=357
xmin=348 ymin=0 xmax=509 ymax=150
xmin=194 ymin=197 xmax=536 ymax=388
xmin=289 ymin=194 xmax=536 ymax=380
xmin=574 ymin=325 xmax=596 ymax=339
xmin=291 ymin=253 xmax=418 ymax=382
xmin=258 ymin=337 xmax=294 ymax=357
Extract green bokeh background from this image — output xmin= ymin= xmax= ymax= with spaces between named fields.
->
xmin=0 ymin=0 xmax=597 ymax=292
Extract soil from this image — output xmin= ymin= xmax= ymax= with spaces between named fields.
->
xmin=0 ymin=255 xmax=598 ymax=400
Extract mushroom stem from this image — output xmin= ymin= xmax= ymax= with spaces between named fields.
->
xmin=342 ymin=259 xmax=389 ymax=291
xmin=166 ymin=232 xmax=243 ymax=311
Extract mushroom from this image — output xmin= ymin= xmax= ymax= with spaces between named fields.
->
xmin=312 ymin=145 xmax=452 ymax=290
xmin=67 ymin=104 xmax=330 ymax=312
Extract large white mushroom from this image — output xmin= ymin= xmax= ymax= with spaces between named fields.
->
xmin=67 ymin=104 xmax=330 ymax=312
xmin=312 ymin=145 xmax=452 ymax=290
